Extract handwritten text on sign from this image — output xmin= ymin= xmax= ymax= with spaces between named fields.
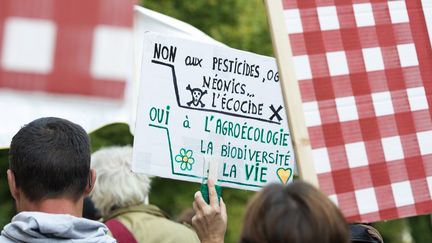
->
xmin=132 ymin=33 xmax=295 ymax=191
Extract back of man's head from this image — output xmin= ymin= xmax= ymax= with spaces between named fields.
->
xmin=9 ymin=117 xmax=91 ymax=202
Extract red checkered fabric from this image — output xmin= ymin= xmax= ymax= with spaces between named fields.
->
xmin=0 ymin=0 xmax=135 ymax=99
xmin=282 ymin=0 xmax=432 ymax=222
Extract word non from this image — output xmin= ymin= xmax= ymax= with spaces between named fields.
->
xmin=153 ymin=43 xmax=177 ymax=62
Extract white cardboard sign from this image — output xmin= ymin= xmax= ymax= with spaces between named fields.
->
xmin=132 ymin=33 xmax=295 ymax=191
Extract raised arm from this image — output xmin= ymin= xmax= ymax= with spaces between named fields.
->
xmin=192 ymin=179 xmax=227 ymax=243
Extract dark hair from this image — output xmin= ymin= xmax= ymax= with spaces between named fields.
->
xmin=350 ymin=224 xmax=383 ymax=243
xmin=240 ymin=181 xmax=349 ymax=243
xmin=9 ymin=117 xmax=91 ymax=202
xmin=83 ymin=197 xmax=101 ymax=220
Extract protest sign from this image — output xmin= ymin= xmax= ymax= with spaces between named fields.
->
xmin=132 ymin=32 xmax=295 ymax=190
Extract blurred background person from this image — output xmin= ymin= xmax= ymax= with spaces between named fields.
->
xmin=239 ymin=181 xmax=349 ymax=243
xmin=192 ymin=180 xmax=349 ymax=243
xmin=176 ymin=208 xmax=195 ymax=226
xmin=90 ymin=146 xmax=199 ymax=243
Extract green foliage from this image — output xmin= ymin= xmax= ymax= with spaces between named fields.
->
xmin=408 ymin=215 xmax=432 ymax=243
xmin=372 ymin=216 xmax=432 ymax=243
xmin=89 ymin=123 xmax=134 ymax=151
xmin=142 ymin=0 xmax=274 ymax=56
xmin=373 ymin=219 xmax=410 ymax=243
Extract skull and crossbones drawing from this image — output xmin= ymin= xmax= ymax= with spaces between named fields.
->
xmin=186 ymin=84 xmax=207 ymax=107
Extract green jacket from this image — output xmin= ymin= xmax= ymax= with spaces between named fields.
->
xmin=103 ymin=204 xmax=200 ymax=243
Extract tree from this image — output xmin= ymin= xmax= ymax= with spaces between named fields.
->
xmin=141 ymin=0 xmax=274 ymax=56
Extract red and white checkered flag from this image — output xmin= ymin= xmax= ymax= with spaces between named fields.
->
xmin=282 ymin=0 xmax=432 ymax=222
xmin=0 ymin=0 xmax=136 ymax=147
xmin=0 ymin=0 xmax=135 ymax=98
xmin=0 ymin=1 xmax=223 ymax=147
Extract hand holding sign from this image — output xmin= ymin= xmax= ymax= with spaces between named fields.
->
xmin=200 ymin=156 xmax=222 ymax=204
xmin=192 ymin=179 xmax=227 ymax=243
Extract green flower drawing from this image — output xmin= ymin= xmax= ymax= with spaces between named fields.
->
xmin=175 ymin=148 xmax=195 ymax=171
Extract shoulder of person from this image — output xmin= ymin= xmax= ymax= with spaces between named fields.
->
xmin=0 ymin=234 xmax=15 ymax=243
xmin=110 ymin=205 xmax=200 ymax=243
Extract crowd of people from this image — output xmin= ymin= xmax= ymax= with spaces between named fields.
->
xmin=0 ymin=117 xmax=383 ymax=242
